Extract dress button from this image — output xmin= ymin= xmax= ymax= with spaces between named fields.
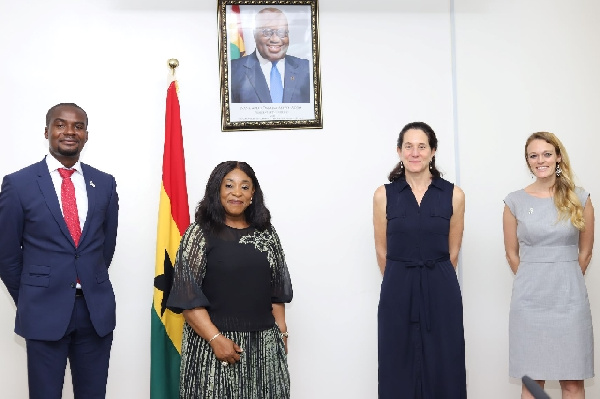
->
xmin=75 ymin=254 xmax=80 ymax=259
xmin=70 ymin=282 xmax=75 ymax=288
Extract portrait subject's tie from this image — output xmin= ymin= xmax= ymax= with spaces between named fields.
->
xmin=58 ymin=168 xmax=82 ymax=247
xmin=270 ymin=61 xmax=283 ymax=103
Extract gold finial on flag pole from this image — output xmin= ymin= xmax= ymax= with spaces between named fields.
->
xmin=168 ymin=59 xmax=179 ymax=77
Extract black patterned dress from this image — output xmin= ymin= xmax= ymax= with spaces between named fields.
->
xmin=167 ymin=223 xmax=293 ymax=399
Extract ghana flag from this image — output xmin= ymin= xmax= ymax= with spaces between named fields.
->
xmin=150 ymin=79 xmax=190 ymax=398
xmin=229 ymin=4 xmax=245 ymax=59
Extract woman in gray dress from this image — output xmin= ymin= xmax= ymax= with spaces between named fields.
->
xmin=503 ymin=132 xmax=595 ymax=399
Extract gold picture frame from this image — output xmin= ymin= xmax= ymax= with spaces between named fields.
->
xmin=218 ymin=0 xmax=322 ymax=131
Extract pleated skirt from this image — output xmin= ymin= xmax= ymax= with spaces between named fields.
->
xmin=179 ymin=323 xmax=290 ymax=399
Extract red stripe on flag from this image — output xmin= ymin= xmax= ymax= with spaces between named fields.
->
xmin=162 ymin=81 xmax=190 ymax=234
xmin=231 ymin=4 xmax=245 ymax=57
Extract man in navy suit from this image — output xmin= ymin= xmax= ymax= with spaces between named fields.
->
xmin=230 ymin=7 xmax=311 ymax=103
xmin=0 ymin=103 xmax=119 ymax=399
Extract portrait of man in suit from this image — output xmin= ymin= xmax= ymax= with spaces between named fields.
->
xmin=0 ymin=103 xmax=119 ymax=399
xmin=230 ymin=7 xmax=311 ymax=104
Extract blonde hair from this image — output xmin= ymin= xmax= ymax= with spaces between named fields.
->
xmin=525 ymin=132 xmax=584 ymax=230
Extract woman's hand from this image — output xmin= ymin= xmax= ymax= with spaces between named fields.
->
xmin=272 ymin=303 xmax=289 ymax=354
xmin=281 ymin=336 xmax=287 ymax=355
xmin=181 ymin=308 xmax=243 ymax=364
xmin=210 ymin=335 xmax=243 ymax=364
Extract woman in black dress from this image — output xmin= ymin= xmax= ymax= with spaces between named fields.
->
xmin=167 ymin=161 xmax=293 ymax=399
xmin=373 ymin=122 xmax=466 ymax=398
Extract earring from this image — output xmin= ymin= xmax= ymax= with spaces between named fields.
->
xmin=250 ymin=198 xmax=253 ymax=204
xmin=400 ymin=161 xmax=404 ymax=170
xmin=429 ymin=161 xmax=433 ymax=170
xmin=556 ymin=163 xmax=562 ymax=177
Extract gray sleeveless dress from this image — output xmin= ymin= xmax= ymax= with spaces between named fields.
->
xmin=505 ymin=188 xmax=593 ymax=380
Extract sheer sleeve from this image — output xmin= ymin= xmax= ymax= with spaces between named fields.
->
xmin=268 ymin=226 xmax=293 ymax=303
xmin=166 ymin=223 xmax=211 ymax=313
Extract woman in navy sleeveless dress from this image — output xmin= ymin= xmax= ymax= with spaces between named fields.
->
xmin=373 ymin=122 xmax=466 ymax=399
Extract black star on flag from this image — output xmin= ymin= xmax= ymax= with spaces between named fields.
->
xmin=153 ymin=249 xmax=174 ymax=317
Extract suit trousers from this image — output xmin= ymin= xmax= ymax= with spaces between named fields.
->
xmin=25 ymin=295 xmax=113 ymax=399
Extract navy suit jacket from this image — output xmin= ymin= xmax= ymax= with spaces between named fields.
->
xmin=230 ymin=51 xmax=311 ymax=103
xmin=0 ymin=159 xmax=119 ymax=340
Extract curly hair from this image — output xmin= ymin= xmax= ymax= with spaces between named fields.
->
xmin=195 ymin=161 xmax=271 ymax=233
xmin=388 ymin=121 xmax=442 ymax=182
xmin=525 ymin=132 xmax=584 ymax=230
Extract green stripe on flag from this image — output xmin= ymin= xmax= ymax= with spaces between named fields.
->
xmin=150 ymin=307 xmax=181 ymax=399
xmin=230 ymin=43 xmax=242 ymax=60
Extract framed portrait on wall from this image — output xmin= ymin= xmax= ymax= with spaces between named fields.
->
xmin=217 ymin=0 xmax=322 ymax=131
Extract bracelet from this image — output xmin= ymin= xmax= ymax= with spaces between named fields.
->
xmin=280 ymin=331 xmax=289 ymax=338
xmin=208 ymin=332 xmax=221 ymax=343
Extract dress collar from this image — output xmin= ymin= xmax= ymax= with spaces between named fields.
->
xmin=394 ymin=177 xmax=444 ymax=192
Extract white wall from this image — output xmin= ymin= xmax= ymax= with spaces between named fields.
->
xmin=0 ymin=0 xmax=597 ymax=398
xmin=455 ymin=0 xmax=600 ymax=398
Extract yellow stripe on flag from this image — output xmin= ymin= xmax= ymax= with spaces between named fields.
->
xmin=153 ymin=183 xmax=185 ymax=353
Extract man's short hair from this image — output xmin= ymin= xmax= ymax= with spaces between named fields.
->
xmin=45 ymin=103 xmax=88 ymax=127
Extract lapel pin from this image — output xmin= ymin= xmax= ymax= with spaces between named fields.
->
xmin=90 ymin=181 xmax=95 ymax=187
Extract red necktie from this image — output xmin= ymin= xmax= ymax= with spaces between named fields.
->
xmin=58 ymin=168 xmax=82 ymax=247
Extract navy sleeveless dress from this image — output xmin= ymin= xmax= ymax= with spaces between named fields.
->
xmin=378 ymin=178 xmax=466 ymax=399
